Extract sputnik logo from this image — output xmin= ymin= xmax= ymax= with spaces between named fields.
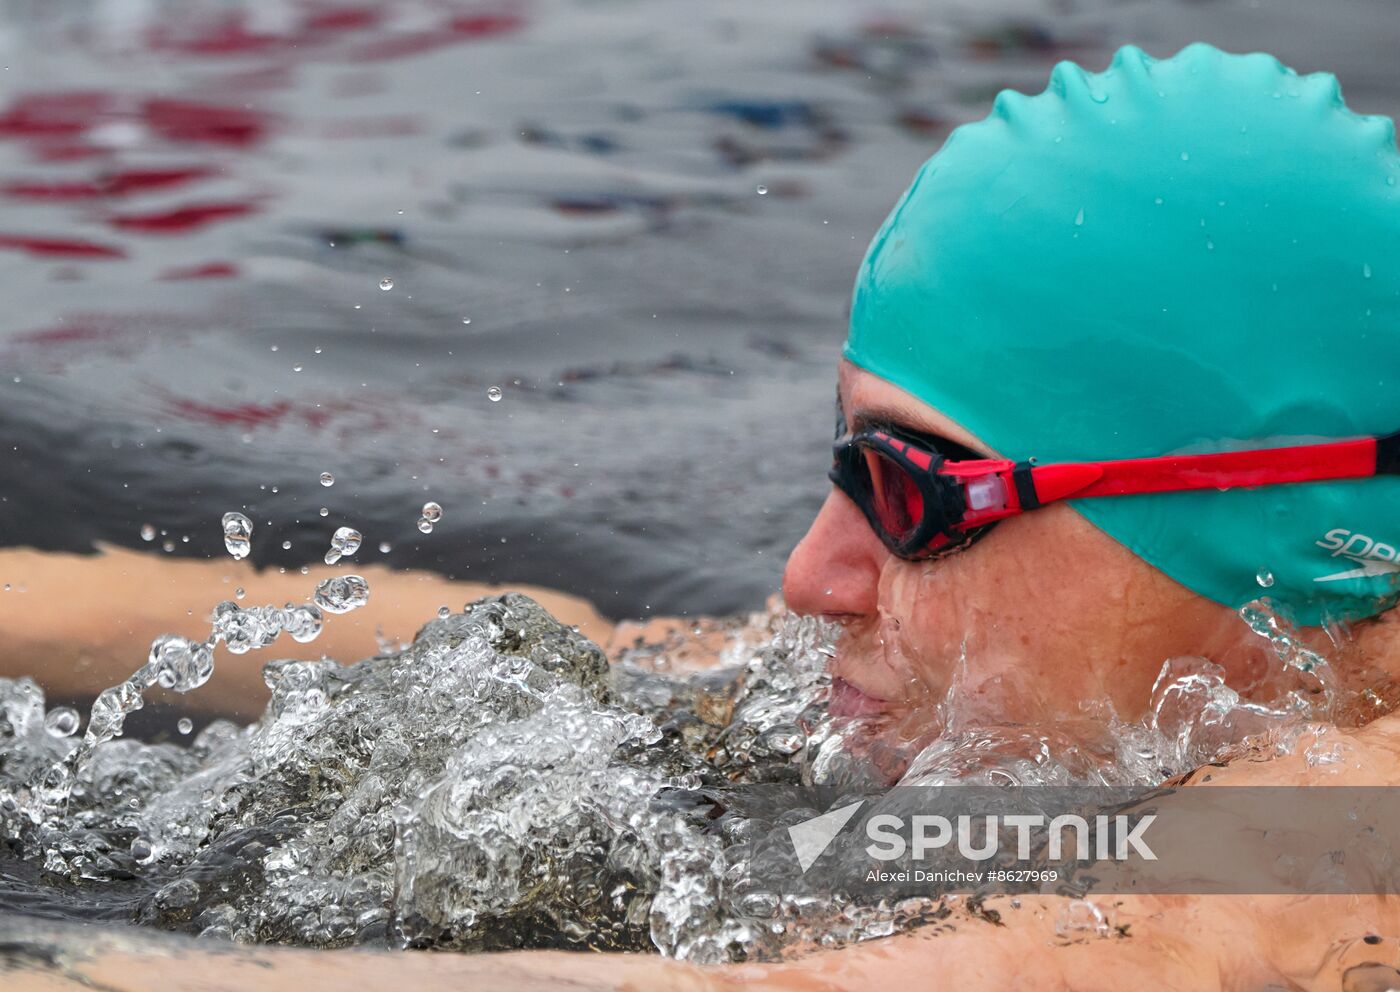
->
xmin=788 ymin=801 xmax=864 ymax=873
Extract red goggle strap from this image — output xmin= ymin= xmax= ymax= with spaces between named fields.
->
xmin=1021 ymin=431 xmax=1397 ymax=508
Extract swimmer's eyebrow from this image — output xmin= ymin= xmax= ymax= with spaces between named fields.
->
xmin=846 ymin=402 xmax=985 ymax=455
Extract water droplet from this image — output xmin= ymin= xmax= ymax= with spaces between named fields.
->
xmin=1073 ymin=208 xmax=1084 ymax=226
xmin=130 ymin=837 xmax=154 ymax=863
xmin=44 ymin=707 xmax=79 ymax=737
xmin=222 ymin=512 xmax=253 ymax=560
xmin=292 ymin=365 xmax=304 ymax=373
xmin=324 ymin=527 xmax=363 ymax=565
xmin=1256 ymin=568 xmax=1275 ymax=588
xmin=149 ymin=635 xmax=215 ymax=693
xmin=487 ymin=386 xmax=503 ymax=402
xmin=437 ymin=606 xmax=450 ymax=619
xmin=1363 ymin=262 xmax=1373 ymax=279
xmin=313 ymin=575 xmax=370 ymax=614
xmin=177 ymin=717 xmax=193 ymax=735
xmin=320 ymin=472 xmax=335 ymax=487
xmin=319 ymin=507 xmax=329 ymax=518
xmin=378 ymin=541 xmax=391 ymax=553
xmin=282 ymin=603 xmax=324 ymax=643
xmin=1089 ymin=88 xmax=1108 ymax=104
xmin=282 ymin=540 xmax=292 ymax=550
xmin=141 ymin=523 xmax=156 ymax=542
xmin=461 ymin=318 xmax=472 ymax=325
xmin=234 ymin=587 xmax=245 ymax=600
xmin=755 ymin=184 xmax=768 ymax=195
xmin=417 ymin=519 xmax=434 ymax=534
xmin=379 ymin=277 xmax=394 ymax=291
xmin=421 ymin=502 xmax=443 ymax=523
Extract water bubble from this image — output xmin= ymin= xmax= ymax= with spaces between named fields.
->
xmin=282 ymin=540 xmax=292 ymax=550
xmin=421 ymin=502 xmax=443 ymax=523
xmin=755 ymin=184 xmax=768 ymax=195
xmin=130 ymin=837 xmax=154 ymax=863
xmin=324 ymin=527 xmax=363 ymax=565
xmin=282 ymin=603 xmax=324 ymax=643
xmin=319 ymin=508 xmax=329 ymax=518
xmin=234 ymin=587 xmax=245 ymax=600
xmin=1363 ymin=262 xmax=1373 ymax=279
xmin=140 ymin=523 xmax=156 ymax=542
xmin=1180 ymin=151 xmax=1190 ymax=161
xmin=1073 ymin=207 xmax=1084 ymax=226
xmin=320 ymin=472 xmax=335 ymax=487
xmin=437 ymin=606 xmax=450 ymax=619
xmin=461 ymin=318 xmax=472 ymax=325
xmin=292 ymin=365 xmax=304 ymax=373
xmin=162 ymin=540 xmax=175 ymax=553
xmin=1256 ymin=568 xmax=1275 ymax=588
xmin=487 ymin=386 xmax=502 ymax=402
xmin=379 ymin=277 xmax=394 ymax=291
xmin=313 ymin=575 xmax=370 ymax=614
xmin=43 ymin=706 xmax=79 ymax=738
xmin=211 ymin=603 xmax=281 ymax=655
xmin=417 ymin=519 xmax=434 ymax=534
xmin=379 ymin=542 xmax=391 ymax=554
xmin=222 ymin=512 xmax=253 ymax=560
xmin=1055 ymin=900 xmax=1110 ymax=938
xmin=177 ymin=717 xmax=193 ymax=735
xmin=149 ymin=635 xmax=216 ymax=693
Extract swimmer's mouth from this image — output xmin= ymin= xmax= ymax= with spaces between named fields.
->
xmin=829 ymin=676 xmax=890 ymax=718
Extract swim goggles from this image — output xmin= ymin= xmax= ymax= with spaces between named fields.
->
xmin=830 ymin=405 xmax=1400 ymax=561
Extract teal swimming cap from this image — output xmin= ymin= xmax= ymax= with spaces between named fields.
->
xmin=846 ymin=43 xmax=1400 ymax=626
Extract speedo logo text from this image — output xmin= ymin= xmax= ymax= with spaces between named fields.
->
xmin=1314 ymin=528 xmax=1400 ymax=582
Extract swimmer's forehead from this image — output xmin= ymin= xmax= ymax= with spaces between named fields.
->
xmin=837 ymin=359 xmax=998 ymax=456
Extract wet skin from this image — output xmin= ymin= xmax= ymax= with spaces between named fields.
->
xmin=782 ymin=361 xmax=1400 ymax=776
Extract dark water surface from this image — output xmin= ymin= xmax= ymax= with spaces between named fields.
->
xmin=0 ymin=0 xmax=1397 ymax=618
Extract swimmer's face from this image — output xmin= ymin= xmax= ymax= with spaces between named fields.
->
xmin=782 ymin=360 xmax=1275 ymax=762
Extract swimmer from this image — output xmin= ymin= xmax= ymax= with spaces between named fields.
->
xmin=5 ymin=43 xmax=1400 ymax=991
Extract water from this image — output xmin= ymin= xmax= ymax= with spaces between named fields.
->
xmin=2 ymin=0 xmax=1397 ymax=618
xmin=0 ymin=567 xmax=1362 ymax=962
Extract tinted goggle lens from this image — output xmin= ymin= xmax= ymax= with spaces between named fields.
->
xmin=861 ymin=447 xmax=924 ymax=543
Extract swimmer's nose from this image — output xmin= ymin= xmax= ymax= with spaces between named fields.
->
xmin=782 ymin=489 xmax=884 ymax=619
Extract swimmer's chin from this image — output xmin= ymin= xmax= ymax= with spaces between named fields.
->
xmin=829 ymin=676 xmax=892 ymax=718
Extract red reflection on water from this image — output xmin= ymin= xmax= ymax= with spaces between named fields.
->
xmin=0 ymin=92 xmax=110 ymax=139
xmin=166 ymin=397 xmax=296 ymax=428
xmin=3 ymin=167 xmax=216 ymax=201
xmin=0 ymin=234 xmax=125 ymax=258
xmin=159 ymin=261 xmax=240 ymax=280
xmin=0 ymin=92 xmax=272 ymax=153
xmin=109 ymin=202 xmax=258 ymax=234
xmin=142 ymin=100 xmax=270 ymax=148
xmin=163 ymin=394 xmax=416 ymax=438
xmin=349 ymin=12 xmax=525 ymax=60
xmin=12 ymin=323 xmax=115 ymax=345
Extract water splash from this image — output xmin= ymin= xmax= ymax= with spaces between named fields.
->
xmin=0 ymin=586 xmax=1376 ymax=962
